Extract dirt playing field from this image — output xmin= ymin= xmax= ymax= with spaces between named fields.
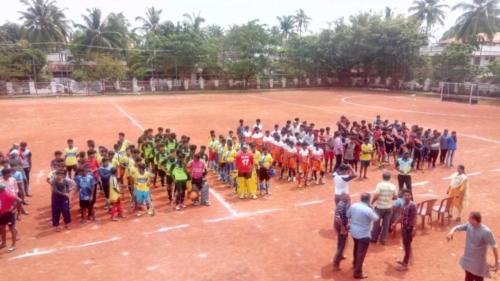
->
xmin=1 ymin=89 xmax=500 ymax=281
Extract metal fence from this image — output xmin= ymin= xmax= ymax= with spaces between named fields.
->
xmin=1 ymin=76 xmax=500 ymax=99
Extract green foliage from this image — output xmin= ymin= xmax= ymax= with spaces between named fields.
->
xmin=19 ymin=0 xmax=70 ymax=45
xmin=73 ymin=54 xmax=126 ymax=81
xmin=485 ymin=59 xmax=500 ymax=83
xmin=72 ymin=8 xmax=129 ymax=58
xmin=452 ymin=0 xmax=500 ymax=45
xmin=431 ymin=43 xmax=479 ymax=81
xmin=223 ymin=20 xmax=271 ymax=80
xmin=0 ymin=40 xmax=46 ymax=80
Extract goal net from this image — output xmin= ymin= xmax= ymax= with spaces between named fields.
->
xmin=440 ymin=82 xmax=479 ymax=104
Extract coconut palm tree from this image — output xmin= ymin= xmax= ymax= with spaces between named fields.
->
xmin=294 ymin=9 xmax=311 ymax=36
xmin=276 ymin=15 xmax=296 ymax=40
xmin=18 ymin=0 xmax=70 ymax=44
xmin=73 ymin=8 xmax=128 ymax=55
xmin=183 ymin=12 xmax=205 ymax=32
xmin=452 ymin=0 xmax=500 ymax=44
xmin=135 ymin=7 xmax=162 ymax=35
xmin=409 ymin=0 xmax=449 ymax=37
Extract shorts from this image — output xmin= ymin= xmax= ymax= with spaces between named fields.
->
xmin=192 ymin=178 xmax=203 ymax=191
xmin=135 ymin=190 xmax=150 ymax=204
xmin=209 ymin=151 xmax=216 ymax=161
xmin=259 ymin=167 xmax=270 ymax=181
xmin=360 ymin=160 xmax=370 ymax=168
xmin=0 ymin=212 xmax=15 ymax=226
xmin=238 ymin=171 xmax=252 ymax=179
xmin=324 ymin=151 xmax=334 ymax=160
xmin=79 ymin=200 xmax=92 ymax=209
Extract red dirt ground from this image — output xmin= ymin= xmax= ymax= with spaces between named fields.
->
xmin=1 ymin=89 xmax=500 ymax=281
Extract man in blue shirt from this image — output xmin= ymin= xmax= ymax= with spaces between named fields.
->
xmin=347 ymin=193 xmax=379 ymax=279
xmin=74 ymin=169 xmax=96 ymax=224
xmin=98 ymin=158 xmax=113 ymax=210
xmin=439 ymin=129 xmax=450 ymax=165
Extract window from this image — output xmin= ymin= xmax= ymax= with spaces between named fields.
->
xmin=474 ymin=57 xmax=481 ymax=65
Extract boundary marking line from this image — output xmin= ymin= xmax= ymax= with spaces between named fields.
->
xmin=294 ymin=200 xmax=324 ymax=207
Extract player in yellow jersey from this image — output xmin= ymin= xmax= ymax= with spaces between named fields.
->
xmin=132 ymin=163 xmax=154 ymax=216
xmin=217 ymin=138 xmax=227 ymax=182
xmin=117 ymin=132 xmax=132 ymax=153
xmin=208 ymin=130 xmax=219 ymax=171
xmin=64 ymin=139 xmax=79 ymax=179
xmin=249 ymin=144 xmax=261 ymax=197
xmin=259 ymin=146 xmax=274 ymax=195
xmin=226 ymin=140 xmax=238 ymax=191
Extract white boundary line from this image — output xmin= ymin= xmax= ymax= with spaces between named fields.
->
xmin=65 ymin=236 xmax=122 ymax=249
xmin=144 ymin=224 xmax=190 ymax=235
xmin=294 ymin=200 xmax=324 ymax=207
xmin=108 ymin=99 xmax=238 ymax=218
xmin=9 ymin=248 xmax=56 ymax=260
xmin=413 ymin=181 xmax=429 ymax=187
xmin=205 ymin=208 xmax=282 ymax=223
xmin=109 ymin=99 xmax=145 ymax=131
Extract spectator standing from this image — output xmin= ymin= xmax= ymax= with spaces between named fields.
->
xmin=371 ymin=171 xmax=397 ymax=245
xmin=333 ymin=193 xmax=350 ymax=271
xmin=347 ymin=193 xmax=379 ymax=279
xmin=440 ymin=129 xmax=450 ymax=165
xmin=447 ymin=212 xmax=499 ymax=281
xmin=396 ymin=152 xmax=413 ymax=193
xmin=396 ymin=189 xmax=417 ymax=271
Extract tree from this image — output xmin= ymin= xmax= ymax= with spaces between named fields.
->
xmin=223 ymin=20 xmax=271 ymax=82
xmin=432 ymin=43 xmax=478 ymax=81
xmin=485 ymin=58 xmax=500 ymax=83
xmin=0 ymin=23 xmax=23 ymax=43
xmin=72 ymin=8 xmax=129 ymax=56
xmin=18 ymin=0 xmax=70 ymax=45
xmin=409 ymin=0 xmax=449 ymax=37
xmin=452 ymin=0 xmax=500 ymax=44
xmin=183 ymin=12 xmax=205 ymax=32
xmin=276 ymin=15 xmax=296 ymax=41
xmin=0 ymin=40 xmax=46 ymax=80
xmin=294 ymin=9 xmax=311 ymax=36
xmin=135 ymin=7 xmax=162 ymax=35
xmin=73 ymin=54 xmax=126 ymax=81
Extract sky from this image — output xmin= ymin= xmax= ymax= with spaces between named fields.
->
xmin=2 ymin=0 xmax=466 ymax=41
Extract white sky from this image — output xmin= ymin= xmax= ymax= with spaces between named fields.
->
xmin=2 ymin=0 xmax=465 ymax=40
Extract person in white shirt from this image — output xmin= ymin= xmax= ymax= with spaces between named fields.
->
xmin=333 ymin=164 xmax=357 ymax=204
xmin=370 ymin=171 xmax=397 ymax=245
xmin=253 ymin=119 xmax=263 ymax=131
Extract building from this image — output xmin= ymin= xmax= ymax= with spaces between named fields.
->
xmin=46 ymin=49 xmax=74 ymax=78
xmin=420 ymin=33 xmax=500 ymax=68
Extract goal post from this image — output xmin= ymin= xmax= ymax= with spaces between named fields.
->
xmin=440 ymin=82 xmax=478 ymax=105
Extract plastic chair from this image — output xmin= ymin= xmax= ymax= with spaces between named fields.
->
xmin=432 ymin=197 xmax=453 ymax=225
xmin=417 ymin=199 xmax=437 ymax=229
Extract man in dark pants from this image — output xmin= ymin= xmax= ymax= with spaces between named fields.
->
xmin=396 ymin=189 xmax=417 ymax=271
xmin=333 ymin=193 xmax=350 ymax=271
xmin=439 ymin=129 xmax=449 ymax=164
xmin=371 ymin=172 xmax=397 ymax=245
xmin=396 ymin=152 xmax=413 ymax=193
xmin=51 ymin=170 xmax=72 ymax=231
xmin=347 ymin=193 xmax=379 ymax=279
